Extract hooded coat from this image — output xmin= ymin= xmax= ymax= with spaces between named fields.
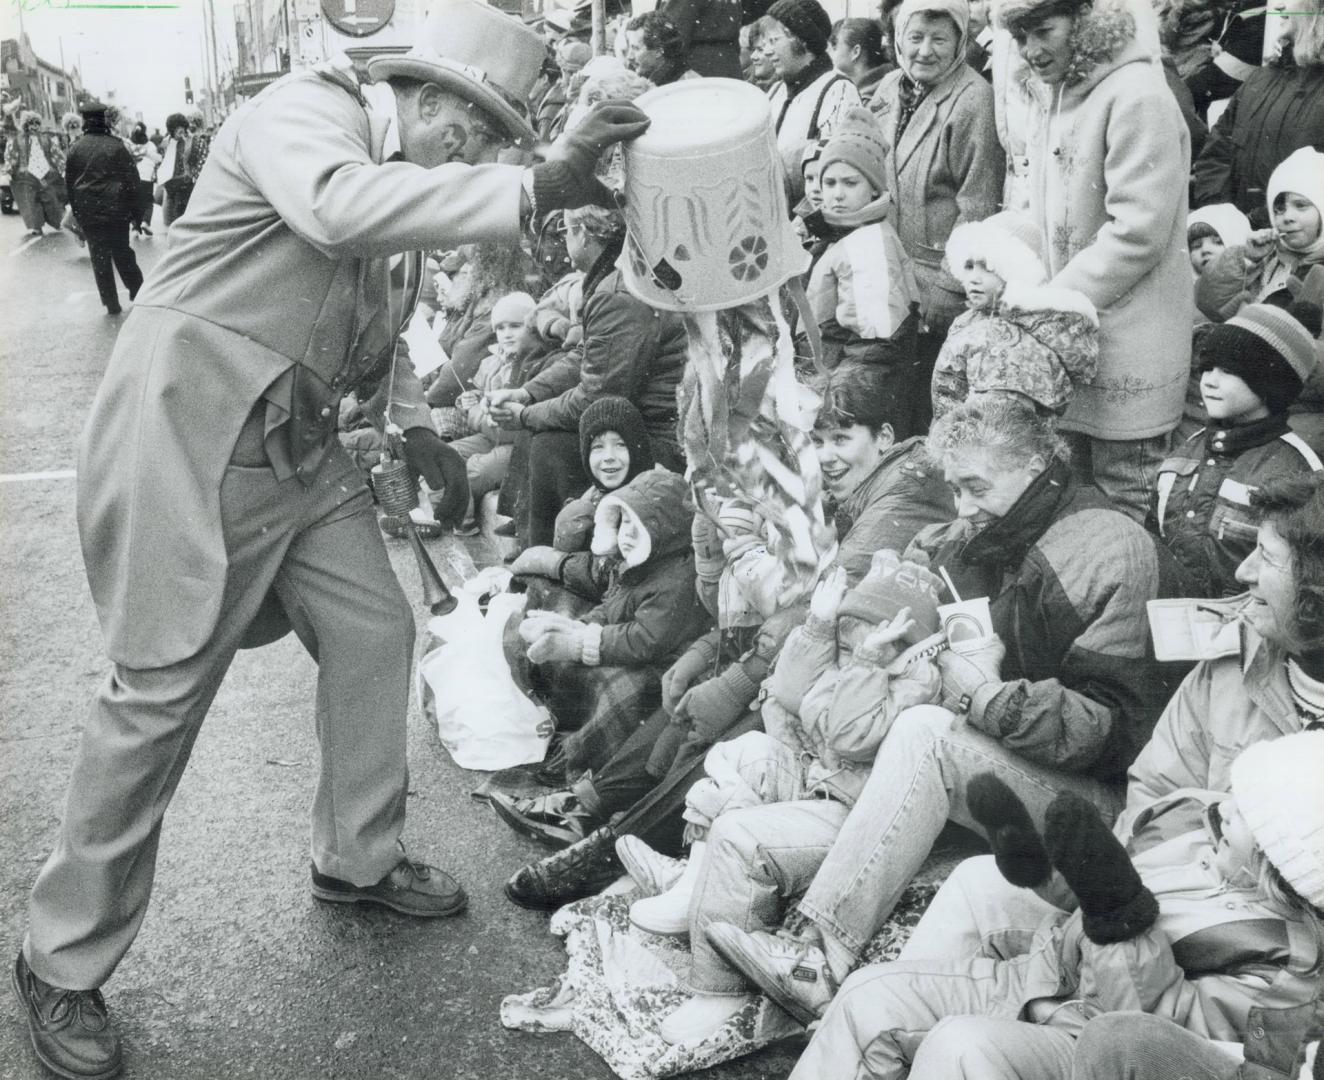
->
xmin=1008 ymin=0 xmax=1192 ymax=440
xmin=870 ymin=0 xmax=1005 ymax=333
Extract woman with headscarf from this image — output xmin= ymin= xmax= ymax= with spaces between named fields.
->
xmin=869 ymin=0 xmax=1005 ymax=435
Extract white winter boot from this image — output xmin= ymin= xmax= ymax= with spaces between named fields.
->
xmin=628 ymin=840 xmax=706 ymax=936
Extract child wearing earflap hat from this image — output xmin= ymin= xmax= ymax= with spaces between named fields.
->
xmin=804 ymin=108 xmax=920 ymax=411
xmin=787 ymin=728 xmax=1324 ymax=1077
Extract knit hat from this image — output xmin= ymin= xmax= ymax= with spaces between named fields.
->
xmin=945 ymin=211 xmax=1047 ymax=287
xmin=717 ymin=498 xmax=767 ymax=561
xmin=816 ymin=107 xmax=888 ymax=199
xmin=1230 ymin=730 xmax=1324 ymax=907
xmin=837 ymin=549 xmax=943 ymax=642
xmin=766 ymin=0 xmax=833 ymax=56
xmin=993 ymin=0 xmax=1088 ymax=35
xmin=1186 ymin=203 xmax=1252 ymax=249
xmin=578 ymin=395 xmax=654 ymax=493
xmin=1199 ymin=301 xmax=1323 ymax=415
xmin=490 ymin=291 xmax=537 ymax=328
xmin=1267 ymin=147 xmax=1324 ymax=262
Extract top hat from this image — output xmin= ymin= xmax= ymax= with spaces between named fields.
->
xmin=367 ymin=0 xmax=545 ymax=147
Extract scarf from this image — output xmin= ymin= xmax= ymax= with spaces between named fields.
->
xmin=894 ymin=76 xmax=929 ymax=142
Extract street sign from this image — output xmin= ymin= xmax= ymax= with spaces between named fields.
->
xmin=320 ymin=0 xmax=395 ymax=36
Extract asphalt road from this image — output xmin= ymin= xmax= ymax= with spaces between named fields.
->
xmin=0 ymin=210 xmax=800 ymax=1080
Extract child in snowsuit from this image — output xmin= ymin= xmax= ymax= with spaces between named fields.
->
xmin=931 ymin=210 xmax=1099 ymax=420
xmin=804 ymin=108 xmax=919 ymax=414
xmin=1149 ymin=301 xmax=1323 ymax=598
xmin=631 ymin=550 xmax=945 ymax=1042
xmin=785 ymin=729 xmax=1324 ymax=1079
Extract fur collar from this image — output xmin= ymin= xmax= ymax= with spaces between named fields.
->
xmin=999 ymin=280 xmax=1099 ymax=323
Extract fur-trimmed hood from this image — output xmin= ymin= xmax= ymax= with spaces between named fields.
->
xmin=994 ymin=0 xmax=1160 ymax=94
xmin=590 ymin=466 xmax=692 ymax=569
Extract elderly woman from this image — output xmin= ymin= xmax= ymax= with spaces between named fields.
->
xmin=1192 ymin=0 xmax=1324 ymax=215
xmin=489 ymin=205 xmax=687 ymax=546
xmin=997 ymin=0 xmax=1192 ymax=520
xmin=4 ymin=112 xmax=66 ymax=237
xmin=869 ymin=0 xmax=1005 ymax=434
xmin=670 ymin=398 xmax=1184 ymax=1041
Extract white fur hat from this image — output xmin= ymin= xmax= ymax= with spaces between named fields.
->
xmin=1267 ymin=146 xmax=1324 ymax=220
xmin=1231 ymin=730 xmax=1324 ymax=907
xmin=945 ymin=211 xmax=1047 ymax=287
xmin=1187 ymin=203 xmax=1253 ymax=248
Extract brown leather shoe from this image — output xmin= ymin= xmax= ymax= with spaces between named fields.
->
xmin=11 ymin=951 xmax=122 ymax=1080
xmin=311 ymin=857 xmax=467 ymax=917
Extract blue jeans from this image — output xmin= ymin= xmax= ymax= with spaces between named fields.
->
xmin=1071 ymin=1013 xmax=1242 ymax=1080
xmin=1066 ymin=432 xmax=1173 ymax=523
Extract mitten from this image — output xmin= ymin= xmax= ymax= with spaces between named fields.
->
xmin=533 ymin=101 xmax=650 ymax=212
xmin=966 ymin=773 xmax=1051 ymax=887
xmin=401 ymin=427 xmax=469 ymax=528
xmin=525 ymin=621 xmax=589 ymax=664
xmin=936 ymin=634 xmax=1005 ymax=713
xmin=662 ymin=636 xmax=719 ymax=715
xmin=509 ymin=545 xmax=569 ymax=580
xmin=1044 ymin=792 xmax=1158 ymax=944
xmin=675 ymin=664 xmax=759 ymax=743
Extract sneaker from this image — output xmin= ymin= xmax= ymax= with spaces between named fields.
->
xmin=11 ymin=951 xmax=122 ymax=1080
xmin=628 ymin=840 xmax=705 ymax=937
xmin=703 ymin=923 xmax=836 ymax=1026
xmin=615 ymin=835 xmax=685 ymax=897
xmin=657 ymin=992 xmax=755 ymax=1045
xmin=311 ymin=856 xmax=467 ymax=917
xmin=503 ymin=826 xmax=621 ymax=910
xmin=489 ymin=791 xmax=598 ymax=849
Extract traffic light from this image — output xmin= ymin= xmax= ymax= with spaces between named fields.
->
xmin=184 ymin=77 xmax=193 ymax=105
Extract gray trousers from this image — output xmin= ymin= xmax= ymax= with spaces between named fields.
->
xmin=25 ymin=444 xmax=414 ymax=989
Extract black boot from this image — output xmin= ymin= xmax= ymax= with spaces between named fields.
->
xmin=490 ymin=790 xmax=599 ymax=848
xmin=504 ymin=826 xmax=622 ymax=910
xmin=1044 ymin=792 xmax=1158 ymax=944
xmin=967 ymin=773 xmax=1050 ymax=887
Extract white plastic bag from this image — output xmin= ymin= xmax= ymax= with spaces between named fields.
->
xmin=416 ymin=590 xmax=553 ymax=770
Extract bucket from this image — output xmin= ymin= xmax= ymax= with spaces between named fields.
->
xmin=618 ymin=77 xmax=809 ymax=312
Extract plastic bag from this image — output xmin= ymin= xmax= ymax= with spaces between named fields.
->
xmin=416 ymin=590 xmax=553 ymax=770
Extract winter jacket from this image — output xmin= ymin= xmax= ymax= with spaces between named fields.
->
xmin=1192 ymin=60 xmax=1324 ymax=215
xmin=930 ymin=281 xmax=1099 ymax=418
xmin=1148 ymin=418 xmax=1324 ymax=598
xmin=1020 ymin=0 xmax=1192 ymax=440
xmin=758 ymin=612 xmax=941 ymax=805
xmin=1197 ymin=242 xmax=1324 ymax=323
xmin=658 ymin=0 xmax=743 ymax=78
xmin=807 ymin=216 xmax=919 ymax=352
xmin=578 ymin=469 xmax=713 ymax=668
xmin=522 ymin=260 xmax=686 ymax=464
xmin=919 ymin=818 xmax=1322 ymax=1044
xmin=1119 ymin=626 xmax=1306 ymax=855
xmin=831 ymin=436 xmax=955 ymax=584
xmin=871 ymin=62 xmax=1005 ymax=333
xmin=770 ymin=63 xmax=862 ymax=204
xmin=907 ymin=460 xmax=1185 ymax=782
xmin=65 ymin=131 xmax=140 ymax=227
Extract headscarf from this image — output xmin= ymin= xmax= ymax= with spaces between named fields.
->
xmin=893 ymin=0 xmax=971 ymax=85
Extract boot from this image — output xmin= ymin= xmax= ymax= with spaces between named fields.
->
xmin=504 ymin=826 xmax=622 ymax=910
xmin=490 ymin=790 xmax=599 ymax=848
xmin=628 ymin=840 xmax=705 ymax=936
xmin=658 ymin=991 xmax=754 ymax=1045
xmin=616 ymin=835 xmax=685 ymax=896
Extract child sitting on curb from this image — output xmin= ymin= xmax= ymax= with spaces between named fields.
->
xmin=931 ymin=211 xmax=1098 ymax=421
xmin=626 ymin=551 xmax=945 ymax=1044
xmin=782 ymin=730 xmax=1324 ymax=1078
xmin=1148 ymin=301 xmax=1324 ymax=598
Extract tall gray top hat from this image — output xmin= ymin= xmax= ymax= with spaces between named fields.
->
xmin=367 ymin=0 xmax=545 ymax=147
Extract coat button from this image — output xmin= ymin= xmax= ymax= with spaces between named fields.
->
xmin=320 ymin=406 xmax=332 ymax=418
xmin=1207 ymin=459 xmax=1216 ymax=466
xmin=1187 ymin=510 xmax=1196 ymax=517
xmin=1252 ymin=1026 xmax=1266 ymax=1039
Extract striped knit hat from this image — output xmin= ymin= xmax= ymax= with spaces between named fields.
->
xmin=1231 ymin=730 xmax=1324 ymax=907
xmin=1199 ymin=301 xmax=1322 ymax=415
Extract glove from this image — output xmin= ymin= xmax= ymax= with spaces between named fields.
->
xmin=509 ymin=545 xmax=568 ymax=580
xmin=674 ymin=663 xmax=759 ymax=743
xmin=662 ymin=638 xmax=718 ymax=716
xmin=533 ymin=100 xmax=650 ymax=212
xmin=1045 ymin=792 xmax=1158 ymax=945
xmin=966 ymin=773 xmax=1051 ymax=887
xmin=525 ymin=619 xmax=589 ymax=664
xmin=936 ymin=634 xmax=1005 ymax=714
xmin=808 ymin=565 xmax=849 ymax=622
xmin=401 ymin=427 xmax=468 ymax=528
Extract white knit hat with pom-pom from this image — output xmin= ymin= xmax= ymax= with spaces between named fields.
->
xmin=1231 ymin=729 xmax=1324 ymax=908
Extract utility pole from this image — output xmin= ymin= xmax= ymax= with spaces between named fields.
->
xmin=207 ymin=0 xmax=223 ymax=111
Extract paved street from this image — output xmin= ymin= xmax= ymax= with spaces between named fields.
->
xmin=0 ymin=210 xmax=799 ymax=1080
